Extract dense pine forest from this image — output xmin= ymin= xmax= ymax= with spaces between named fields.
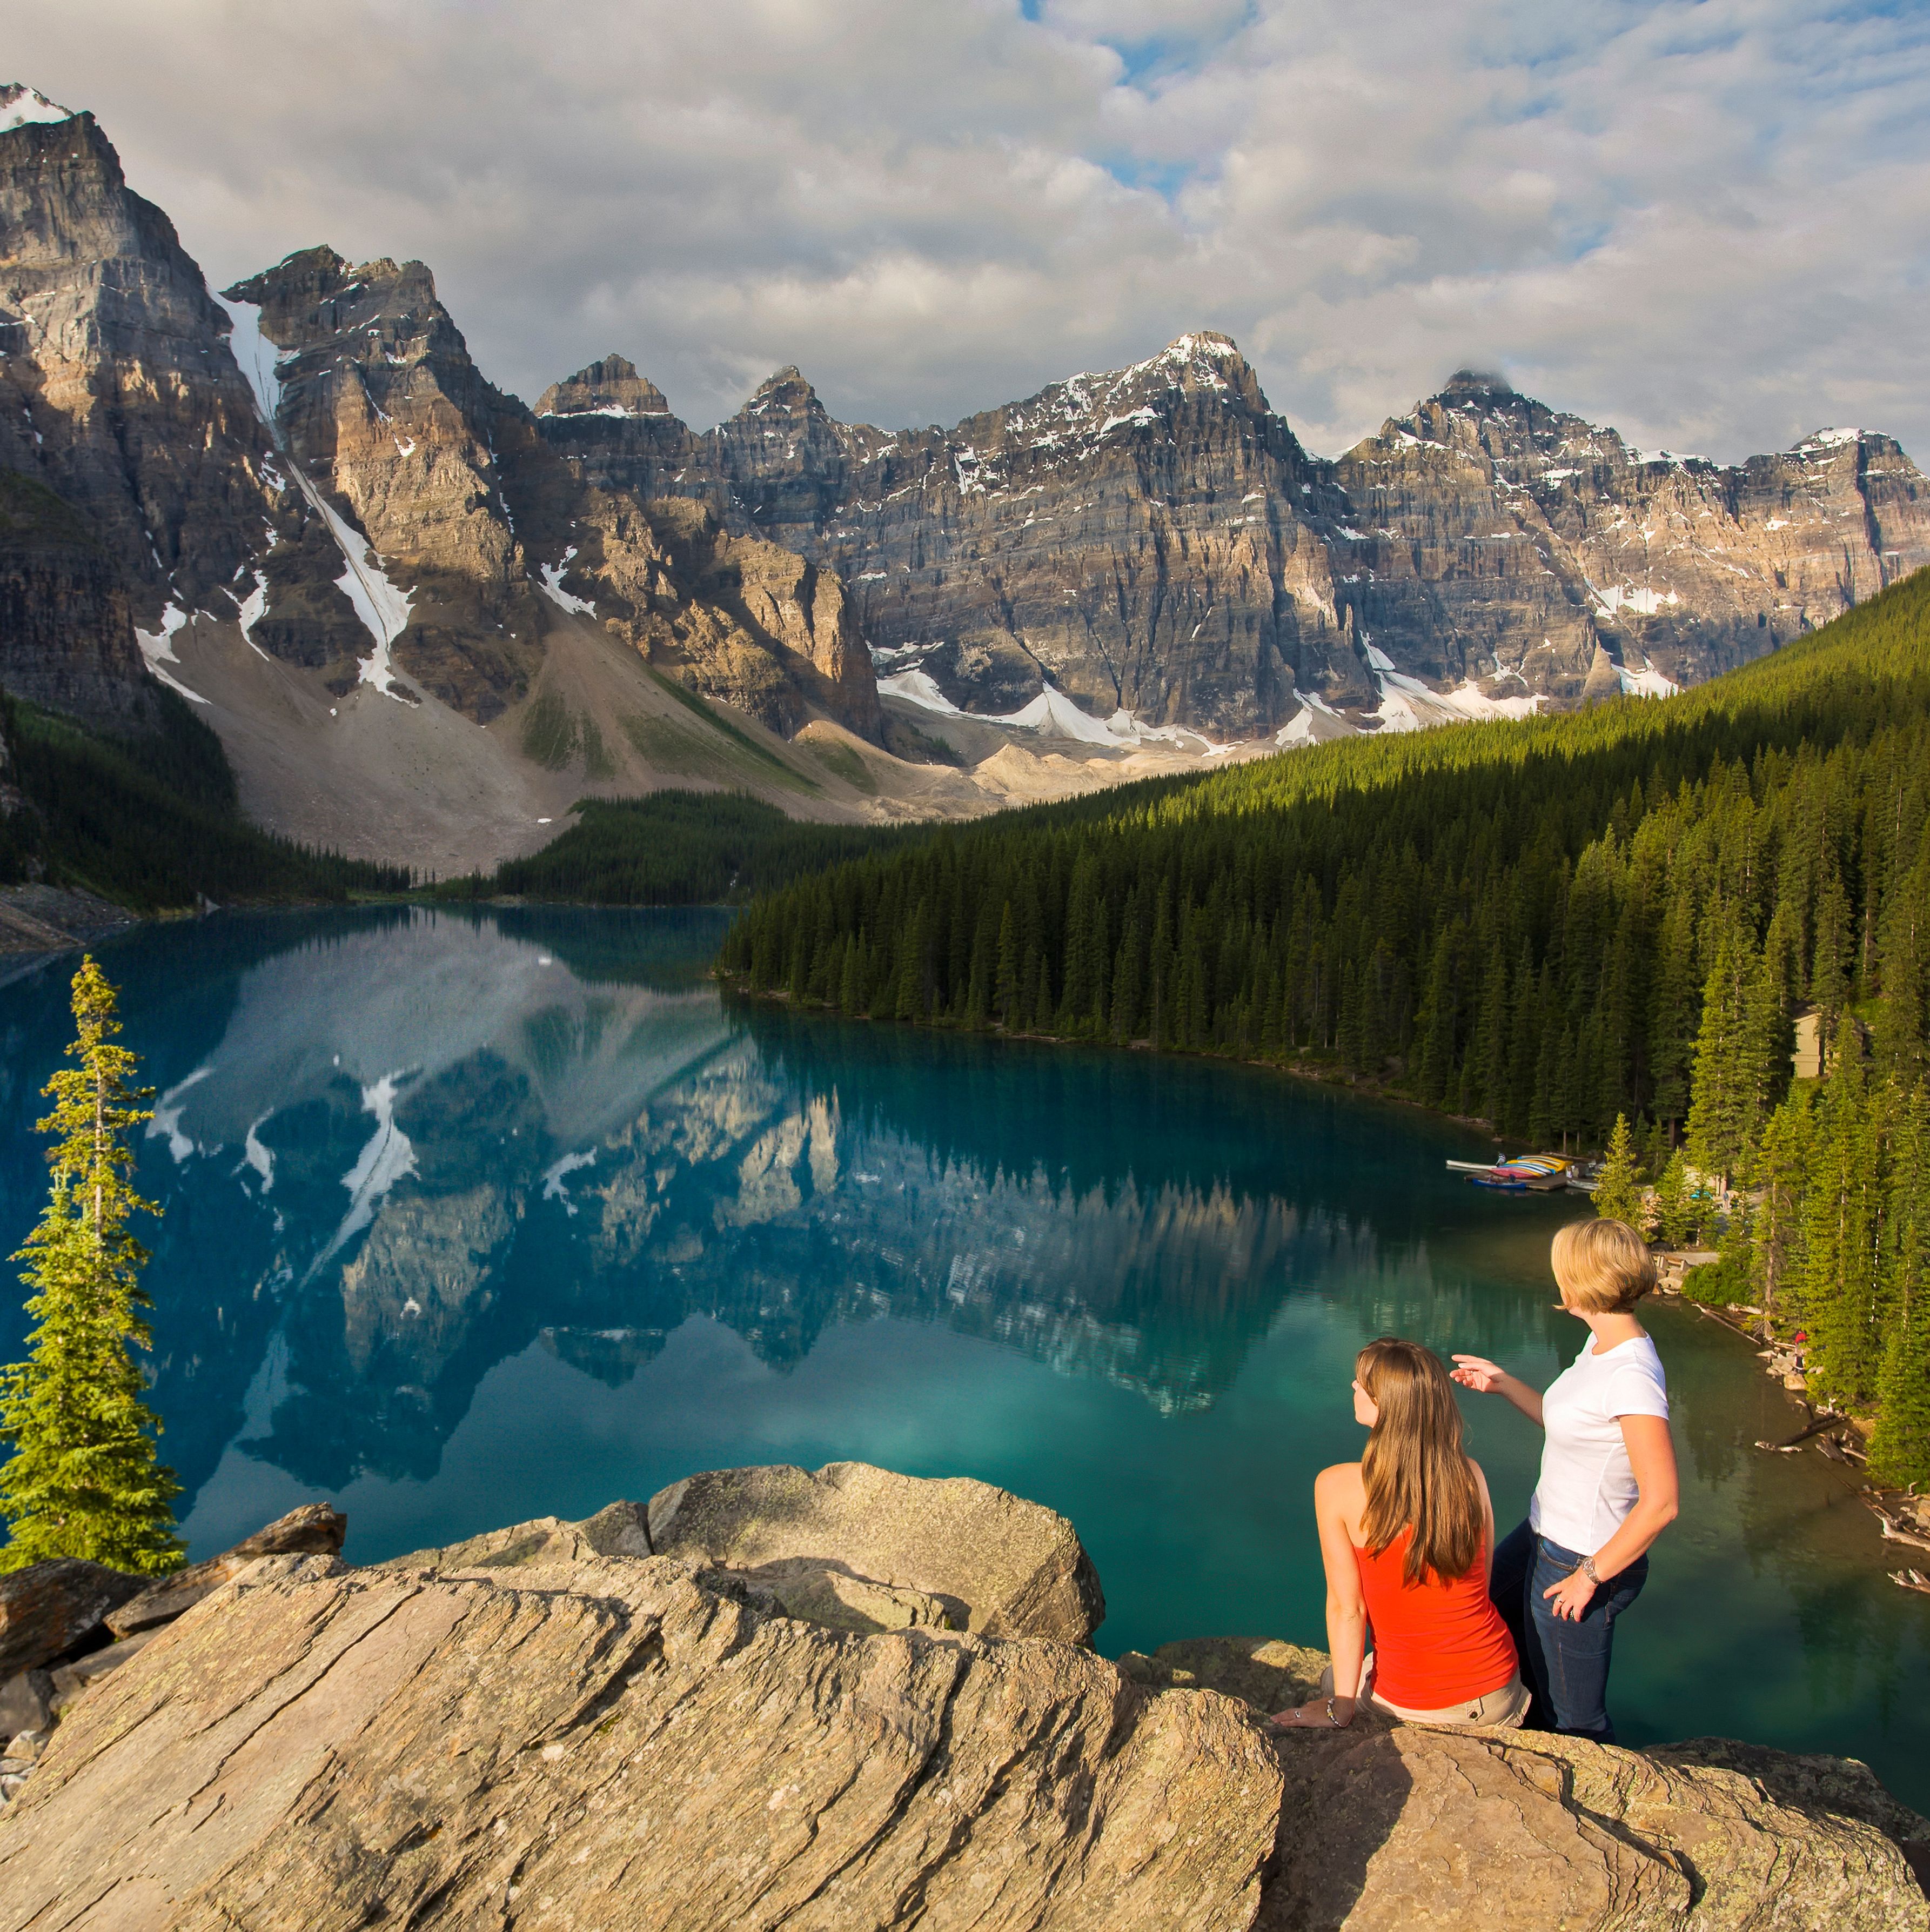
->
xmin=0 ymin=690 xmax=409 ymax=907
xmin=721 ymin=571 xmax=1930 ymax=1483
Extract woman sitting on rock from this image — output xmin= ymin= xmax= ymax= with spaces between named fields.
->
xmin=1451 ymin=1217 xmax=1678 ymax=1744
xmin=1272 ymin=1337 xmax=1529 ymax=1732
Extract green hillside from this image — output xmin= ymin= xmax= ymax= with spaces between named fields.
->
xmin=721 ymin=571 xmax=1930 ymax=1480
xmin=438 ymin=791 xmax=922 ymax=907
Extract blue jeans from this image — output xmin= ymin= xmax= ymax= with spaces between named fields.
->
xmin=1490 ymin=1517 xmax=1647 ymax=1743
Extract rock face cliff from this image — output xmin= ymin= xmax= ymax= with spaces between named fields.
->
xmin=541 ymin=344 xmax=1929 ymax=737
xmin=1332 ymin=371 xmax=1930 ymax=701
xmin=0 ymin=466 xmax=149 ymax=725
xmin=218 ymin=247 xmax=884 ymax=739
xmin=2 ymin=1475 xmax=1925 ymax=1930
xmin=0 ymin=91 xmax=882 ymax=763
xmin=543 ymin=336 xmax=1369 ymax=731
xmin=0 ymin=92 xmax=270 ymax=636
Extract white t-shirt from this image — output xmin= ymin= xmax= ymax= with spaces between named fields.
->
xmin=1529 ymin=1332 xmax=1671 ymax=1554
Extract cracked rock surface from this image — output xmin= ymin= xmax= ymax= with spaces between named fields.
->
xmin=2 ymin=1496 xmax=1926 ymax=1929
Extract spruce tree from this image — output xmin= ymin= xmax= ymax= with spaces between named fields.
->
xmin=1593 ymin=1113 xmax=1646 ymax=1228
xmin=1654 ymin=1148 xmax=1696 ymax=1248
xmin=1 ymin=957 xmax=183 ymax=1574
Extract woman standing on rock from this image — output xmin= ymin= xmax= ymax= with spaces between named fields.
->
xmin=1272 ymin=1338 xmax=1530 ymax=1732
xmin=1451 ymin=1218 xmax=1679 ymax=1744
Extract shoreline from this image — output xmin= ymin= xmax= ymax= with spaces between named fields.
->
xmin=1654 ymin=1275 xmax=1930 ymax=1580
xmin=721 ymin=972 xmax=1930 ymax=1589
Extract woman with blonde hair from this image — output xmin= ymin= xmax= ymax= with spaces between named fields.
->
xmin=1272 ymin=1336 xmax=1528 ymax=1731
xmin=1452 ymin=1217 xmax=1679 ymax=1744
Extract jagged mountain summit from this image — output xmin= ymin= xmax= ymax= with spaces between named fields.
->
xmin=0 ymin=91 xmax=273 ymax=721
xmin=3 ymin=81 xmax=1927 ymax=870
xmin=1331 ymin=371 xmax=1929 ymax=703
xmin=540 ymin=344 xmax=1929 ymax=740
xmin=0 ymin=95 xmax=903 ymax=868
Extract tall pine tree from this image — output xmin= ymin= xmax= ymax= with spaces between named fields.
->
xmin=1 ymin=958 xmax=183 ymax=1574
xmin=1593 ymin=1113 xmax=1646 ymax=1228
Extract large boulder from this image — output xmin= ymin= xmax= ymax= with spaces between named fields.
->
xmin=0 ymin=1558 xmax=144 ymax=1680
xmin=5 ymin=1502 xmax=1925 ymax=1928
xmin=0 ymin=1549 xmax=1280 ymax=1930
xmin=644 ymin=1460 xmax=1107 ymax=1642
xmin=1145 ymin=1634 xmax=1930 ymax=1931
xmin=106 ymin=1504 xmax=347 ymax=1637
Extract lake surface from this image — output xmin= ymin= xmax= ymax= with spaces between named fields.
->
xmin=3 ymin=907 xmax=1926 ymax=1807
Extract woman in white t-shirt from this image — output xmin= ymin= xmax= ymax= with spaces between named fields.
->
xmin=1451 ymin=1218 xmax=1679 ymax=1742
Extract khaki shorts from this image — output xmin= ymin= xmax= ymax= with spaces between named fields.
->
xmin=1318 ymin=1657 xmax=1531 ymax=1730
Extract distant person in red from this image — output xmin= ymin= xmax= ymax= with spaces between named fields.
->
xmin=1271 ymin=1338 xmax=1529 ymax=1732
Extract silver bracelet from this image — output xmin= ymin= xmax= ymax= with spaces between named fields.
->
xmin=1325 ymin=1696 xmax=1344 ymax=1727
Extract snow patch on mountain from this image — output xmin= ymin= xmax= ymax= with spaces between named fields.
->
xmin=134 ymin=603 xmax=209 ymax=704
xmin=1593 ymin=585 xmax=1681 ymax=619
xmin=215 ymin=295 xmax=292 ymax=433
xmin=0 ymin=85 xmax=73 ymax=131
xmin=537 ymin=550 xmax=597 ymax=617
xmin=296 ymin=491 xmax=413 ymax=697
xmin=877 ymin=668 xmax=960 ymax=713
xmin=1617 ymin=662 xmax=1679 ymax=699
xmin=234 ymin=572 xmax=270 ymax=656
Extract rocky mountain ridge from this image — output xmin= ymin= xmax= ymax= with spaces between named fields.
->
xmin=541 ymin=344 xmax=1929 ymax=739
xmin=0 ymin=99 xmax=884 ymax=779
xmin=2 ymin=82 xmax=1927 ymax=871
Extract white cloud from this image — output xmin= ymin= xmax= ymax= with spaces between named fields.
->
xmin=12 ymin=0 xmax=1929 ymax=462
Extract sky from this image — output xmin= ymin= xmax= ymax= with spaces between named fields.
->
xmin=14 ymin=0 xmax=1929 ymax=460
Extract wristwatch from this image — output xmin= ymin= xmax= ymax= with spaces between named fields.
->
xmin=1579 ymin=1555 xmax=1600 ymax=1585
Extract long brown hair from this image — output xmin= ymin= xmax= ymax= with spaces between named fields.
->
xmin=1356 ymin=1338 xmax=1484 ymax=1586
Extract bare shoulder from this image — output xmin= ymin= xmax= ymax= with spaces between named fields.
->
xmin=1314 ymin=1462 xmax=1365 ymax=1505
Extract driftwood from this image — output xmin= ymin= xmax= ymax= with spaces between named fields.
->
xmin=1755 ymin=1409 xmax=1849 ymax=1453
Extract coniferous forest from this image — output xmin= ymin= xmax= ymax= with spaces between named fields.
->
xmin=721 ymin=570 xmax=1930 ymax=1484
xmin=0 ymin=688 xmax=410 ymax=906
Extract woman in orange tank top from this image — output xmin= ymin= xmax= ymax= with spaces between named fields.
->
xmin=1272 ymin=1338 xmax=1530 ymax=1732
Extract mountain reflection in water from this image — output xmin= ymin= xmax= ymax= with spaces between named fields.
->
xmin=4 ymin=907 xmax=1495 ymax=1498
xmin=2 ymin=906 xmax=1926 ymax=1806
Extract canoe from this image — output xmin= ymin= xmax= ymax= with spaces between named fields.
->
xmin=1454 ymin=1153 xmax=1574 ymax=1192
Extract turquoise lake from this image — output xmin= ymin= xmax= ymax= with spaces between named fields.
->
xmin=2 ymin=906 xmax=1926 ymax=1807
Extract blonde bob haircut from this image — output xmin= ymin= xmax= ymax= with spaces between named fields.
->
xmin=1551 ymin=1217 xmax=1656 ymax=1314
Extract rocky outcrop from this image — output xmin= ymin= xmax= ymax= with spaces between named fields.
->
xmin=0 ymin=1547 xmax=1279 ymax=1929
xmin=104 ymin=1502 xmax=346 ymax=1637
xmin=1 ymin=1488 xmax=1925 ymax=1928
xmin=0 ymin=1559 xmax=144 ymax=1679
xmin=643 ymin=1460 xmax=1105 ymax=1641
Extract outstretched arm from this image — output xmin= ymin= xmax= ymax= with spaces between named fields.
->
xmin=1451 ymin=1354 xmax=1545 ymax=1427
xmin=1542 ymin=1414 xmax=1679 ymax=1620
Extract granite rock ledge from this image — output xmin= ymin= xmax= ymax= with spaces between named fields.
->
xmin=0 ymin=1469 xmax=1923 ymax=1930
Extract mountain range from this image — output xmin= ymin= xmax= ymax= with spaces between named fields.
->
xmin=2 ymin=83 xmax=1926 ymax=869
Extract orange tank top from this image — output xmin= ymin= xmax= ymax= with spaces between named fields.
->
xmin=1352 ymin=1528 xmax=1517 ymax=1710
